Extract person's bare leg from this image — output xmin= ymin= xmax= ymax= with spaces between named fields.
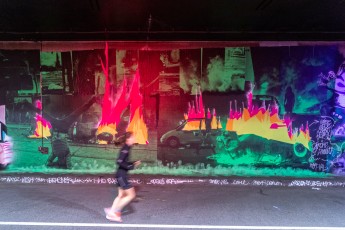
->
xmin=115 ymin=187 xmax=136 ymax=211
xmin=110 ymin=188 xmax=124 ymax=213
xmin=104 ymin=188 xmax=124 ymax=222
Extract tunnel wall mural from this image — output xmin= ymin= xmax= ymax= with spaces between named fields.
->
xmin=1 ymin=44 xmax=345 ymax=177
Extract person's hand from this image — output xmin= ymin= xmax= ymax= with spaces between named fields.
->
xmin=133 ymin=160 xmax=141 ymax=168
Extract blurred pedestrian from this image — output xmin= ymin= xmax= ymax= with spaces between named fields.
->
xmin=104 ymin=131 xmax=141 ymax=222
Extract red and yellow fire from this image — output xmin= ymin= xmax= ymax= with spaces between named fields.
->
xmin=96 ymin=43 xmax=148 ymax=144
xmin=226 ymin=92 xmax=311 ymax=150
xmin=126 ymin=70 xmax=148 ymax=144
xmin=181 ymin=88 xmax=311 ymax=150
xmin=28 ymin=100 xmax=52 ymax=138
xmin=183 ymin=88 xmax=222 ymax=131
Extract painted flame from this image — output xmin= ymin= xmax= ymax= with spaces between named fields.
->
xmin=183 ymin=88 xmax=222 ymax=131
xmin=28 ymin=99 xmax=52 ymax=138
xmin=96 ymin=43 xmax=148 ymax=144
xmin=28 ymin=113 xmax=52 ymax=138
xmin=226 ymin=107 xmax=311 ymax=150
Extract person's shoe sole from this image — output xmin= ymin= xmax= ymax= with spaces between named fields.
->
xmin=106 ymin=214 xmax=122 ymax=222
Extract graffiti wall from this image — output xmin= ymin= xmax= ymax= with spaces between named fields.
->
xmin=1 ymin=44 xmax=345 ymax=177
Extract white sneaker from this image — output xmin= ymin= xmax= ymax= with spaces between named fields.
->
xmin=106 ymin=213 xmax=122 ymax=222
xmin=103 ymin=207 xmax=111 ymax=215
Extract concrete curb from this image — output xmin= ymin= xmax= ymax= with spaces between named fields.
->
xmin=1 ymin=173 xmax=345 ymax=188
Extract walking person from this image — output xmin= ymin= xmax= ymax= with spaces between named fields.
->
xmin=104 ymin=131 xmax=141 ymax=222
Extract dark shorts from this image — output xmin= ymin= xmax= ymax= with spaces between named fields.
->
xmin=115 ymin=173 xmax=132 ymax=190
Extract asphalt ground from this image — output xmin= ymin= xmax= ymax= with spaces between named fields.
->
xmin=1 ymin=179 xmax=345 ymax=230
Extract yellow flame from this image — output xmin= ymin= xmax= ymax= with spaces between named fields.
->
xmin=96 ymin=123 xmax=117 ymax=144
xmin=183 ymin=120 xmax=205 ymax=131
xmin=96 ymin=123 xmax=117 ymax=136
xmin=126 ymin=108 xmax=148 ymax=145
xmin=182 ymin=117 xmax=222 ymax=131
xmin=211 ymin=116 xmax=222 ymax=129
xmin=98 ymin=140 xmax=109 ymax=145
xmin=28 ymin=121 xmax=51 ymax=138
xmin=226 ymin=108 xmax=311 ymax=150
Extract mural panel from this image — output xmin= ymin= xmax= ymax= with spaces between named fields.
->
xmin=1 ymin=44 xmax=345 ymax=178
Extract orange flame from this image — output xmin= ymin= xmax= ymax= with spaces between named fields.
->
xmin=183 ymin=89 xmax=222 ymax=131
xmin=226 ymin=108 xmax=311 ymax=150
xmin=28 ymin=113 xmax=52 ymax=138
xmin=127 ymin=108 xmax=148 ymax=144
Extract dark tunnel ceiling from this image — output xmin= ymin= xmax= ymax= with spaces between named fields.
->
xmin=0 ymin=0 xmax=345 ymax=41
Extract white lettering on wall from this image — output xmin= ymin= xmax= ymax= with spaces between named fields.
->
xmin=0 ymin=176 xmax=345 ymax=187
